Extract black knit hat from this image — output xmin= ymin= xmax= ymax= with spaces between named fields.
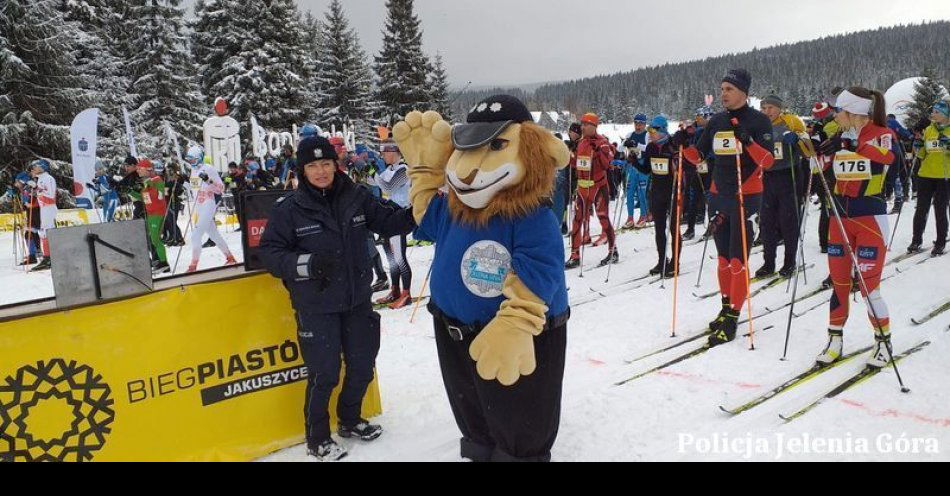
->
xmin=452 ymin=94 xmax=533 ymax=150
xmin=569 ymin=122 xmax=582 ymax=135
xmin=297 ymin=136 xmax=338 ymax=167
xmin=723 ymin=68 xmax=752 ymax=95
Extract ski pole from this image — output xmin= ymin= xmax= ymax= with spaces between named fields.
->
xmin=695 ymin=230 xmax=711 ymax=288
xmin=887 ymin=148 xmax=915 ymax=251
xmin=781 ymin=163 xmax=813 ymax=360
xmin=605 ymin=177 xmax=627 ymax=284
xmin=814 ymin=161 xmax=910 ymax=392
xmin=660 ymin=151 xmax=679 ymax=290
xmin=410 ymin=264 xmax=433 ymax=324
xmin=786 ymin=145 xmax=807 ymax=292
xmin=671 ymin=145 xmax=685 ymax=337
xmin=730 ymin=121 xmax=757 ymax=350
xmin=578 ymin=191 xmax=591 ymax=278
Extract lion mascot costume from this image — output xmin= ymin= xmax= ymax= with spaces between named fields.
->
xmin=394 ymin=95 xmax=571 ymax=462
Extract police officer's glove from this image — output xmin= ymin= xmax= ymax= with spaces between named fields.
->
xmin=469 ymin=273 xmax=547 ymax=386
xmin=307 ymin=256 xmax=334 ymax=292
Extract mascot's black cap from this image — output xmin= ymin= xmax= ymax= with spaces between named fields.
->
xmin=453 ymin=95 xmax=533 ymax=150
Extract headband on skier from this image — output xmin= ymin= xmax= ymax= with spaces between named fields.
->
xmin=835 ymin=90 xmax=872 ymax=116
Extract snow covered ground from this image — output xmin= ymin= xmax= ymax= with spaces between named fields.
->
xmin=3 ymin=196 xmax=948 ymax=461
xmin=261 ymin=196 xmax=950 ymax=462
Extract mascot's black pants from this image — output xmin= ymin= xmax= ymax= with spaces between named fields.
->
xmin=297 ymin=303 xmax=381 ymax=449
xmin=431 ymin=305 xmax=567 ymax=462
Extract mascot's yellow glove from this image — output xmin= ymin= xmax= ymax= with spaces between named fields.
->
xmin=393 ymin=110 xmax=454 ymax=224
xmin=469 ymin=272 xmax=548 ymax=386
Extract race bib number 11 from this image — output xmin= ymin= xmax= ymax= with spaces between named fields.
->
xmin=832 ymin=152 xmax=872 ymax=181
xmin=713 ymin=131 xmax=739 ymax=156
xmin=651 ymin=158 xmax=670 ymax=175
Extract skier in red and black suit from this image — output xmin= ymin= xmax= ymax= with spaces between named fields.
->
xmin=565 ymin=113 xmax=618 ymax=268
xmin=683 ymin=69 xmax=775 ymax=346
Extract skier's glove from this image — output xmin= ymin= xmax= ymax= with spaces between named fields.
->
xmin=672 ymin=129 xmax=690 ymax=148
xmin=818 ymin=135 xmax=843 ymax=156
xmin=469 ymin=272 xmax=548 ymax=386
xmin=782 ymin=132 xmax=800 ymax=146
xmin=732 ymin=123 xmax=753 ymax=146
xmin=200 ymin=173 xmax=210 ymax=183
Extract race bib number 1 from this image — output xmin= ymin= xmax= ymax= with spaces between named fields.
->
xmin=832 ymin=152 xmax=872 ymax=181
xmin=713 ymin=131 xmax=739 ymax=156
xmin=697 ymin=161 xmax=708 ymax=174
xmin=650 ymin=158 xmax=670 ymax=175
xmin=577 ymin=156 xmax=592 ymax=171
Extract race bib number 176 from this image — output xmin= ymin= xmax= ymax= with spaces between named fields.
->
xmin=832 ymin=152 xmax=872 ymax=181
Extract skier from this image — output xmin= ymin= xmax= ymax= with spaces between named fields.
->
xmin=565 ymin=113 xmax=618 ymax=268
xmin=633 ymin=115 xmax=681 ymax=277
xmin=683 ymin=107 xmax=716 ymax=238
xmin=682 ymin=69 xmax=775 ymax=346
xmin=137 ymin=159 xmax=170 ymax=273
xmin=812 ymin=86 xmax=897 ymax=368
xmin=9 ymin=172 xmax=40 ymax=265
xmin=162 ymin=163 xmax=186 ymax=246
xmin=185 ymin=145 xmax=236 ymax=273
xmin=756 ymin=95 xmax=808 ymax=279
xmin=259 ymin=136 xmax=416 ymax=462
xmin=885 ymin=113 xmax=914 ymax=214
xmin=550 ymin=132 xmax=571 ymax=234
xmin=622 ymin=113 xmax=651 ymax=229
xmin=374 ymin=143 xmax=414 ymax=309
xmin=29 ymin=159 xmax=58 ymax=271
xmin=908 ymin=100 xmax=950 ymax=255
xmin=809 ymin=101 xmax=838 ymax=255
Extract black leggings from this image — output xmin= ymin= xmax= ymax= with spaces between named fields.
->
xmin=912 ymin=177 xmax=950 ymax=246
xmin=382 ymin=234 xmax=412 ymax=293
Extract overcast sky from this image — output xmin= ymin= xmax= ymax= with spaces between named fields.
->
xmin=188 ymin=0 xmax=950 ymax=88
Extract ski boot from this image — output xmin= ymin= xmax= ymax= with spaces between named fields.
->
xmin=907 ymin=241 xmax=923 ymax=254
xmin=338 ymin=420 xmax=383 ymax=441
xmin=708 ymin=309 xmax=739 ymax=347
xmin=778 ymin=264 xmax=796 ymax=279
xmin=634 ymin=217 xmax=648 ymax=229
xmin=224 ymin=255 xmax=238 ymax=266
xmin=564 ymin=257 xmax=581 ymax=270
xmin=592 ymin=234 xmax=608 ymax=247
xmin=622 ymin=217 xmax=636 ymax=230
xmin=597 ymin=248 xmax=619 ymax=267
xmin=816 ymin=329 xmax=844 ymax=365
xmin=370 ymin=279 xmax=390 ymax=293
xmin=889 ymin=201 xmax=902 ymax=215
xmin=30 ymin=258 xmax=51 ymax=272
xmin=682 ymin=227 xmax=695 ymax=241
xmin=152 ymin=261 xmax=171 ymax=274
xmin=375 ymin=290 xmax=399 ymax=305
xmin=932 ymin=242 xmax=946 ymax=257
xmin=389 ymin=290 xmax=412 ymax=310
xmin=308 ymin=439 xmax=348 ymax=462
xmin=821 ymin=275 xmax=833 ymax=290
xmin=649 ymin=260 xmax=664 ymax=276
xmin=19 ymin=255 xmax=37 ymax=266
xmin=187 ymin=261 xmax=199 ymax=273
xmin=561 ymin=222 xmax=569 ymax=235
xmin=661 ymin=260 xmax=678 ymax=278
xmin=202 ymin=239 xmax=216 ymax=248
xmin=754 ymin=263 xmax=775 ymax=279
xmin=867 ymin=331 xmax=893 ymax=369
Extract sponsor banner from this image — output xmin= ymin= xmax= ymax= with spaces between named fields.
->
xmin=240 ymin=190 xmax=288 ymax=271
xmin=0 ymin=274 xmax=382 ymax=462
xmin=70 ymin=108 xmax=99 ymax=211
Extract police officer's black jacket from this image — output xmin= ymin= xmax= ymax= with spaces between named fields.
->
xmin=260 ymin=171 xmax=415 ymax=314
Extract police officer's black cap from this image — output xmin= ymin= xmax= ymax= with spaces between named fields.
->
xmin=452 ymin=95 xmax=533 ymax=150
xmin=297 ymin=136 xmax=338 ymax=166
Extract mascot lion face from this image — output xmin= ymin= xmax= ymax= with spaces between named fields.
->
xmin=447 ymin=95 xmax=570 ymax=226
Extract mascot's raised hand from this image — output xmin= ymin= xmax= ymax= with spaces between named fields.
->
xmin=408 ymin=94 xmax=571 ymax=461
xmin=393 ymin=111 xmax=454 ymax=223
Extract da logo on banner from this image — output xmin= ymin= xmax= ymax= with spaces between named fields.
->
xmin=0 ymin=360 xmax=115 ymax=462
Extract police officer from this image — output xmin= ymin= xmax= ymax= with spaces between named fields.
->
xmin=259 ymin=136 xmax=416 ymax=461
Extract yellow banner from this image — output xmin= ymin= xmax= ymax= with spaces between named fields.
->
xmin=0 ymin=273 xmax=381 ymax=462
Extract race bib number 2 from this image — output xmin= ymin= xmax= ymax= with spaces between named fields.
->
xmin=832 ymin=152 xmax=872 ymax=181
xmin=713 ymin=131 xmax=739 ymax=156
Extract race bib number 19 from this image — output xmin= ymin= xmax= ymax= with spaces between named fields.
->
xmin=650 ymin=158 xmax=670 ymax=175
xmin=577 ymin=156 xmax=592 ymax=171
xmin=832 ymin=152 xmax=872 ymax=181
xmin=713 ymin=131 xmax=739 ymax=156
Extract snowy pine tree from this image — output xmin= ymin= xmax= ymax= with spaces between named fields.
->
xmin=191 ymin=0 xmax=234 ymax=104
xmin=201 ymin=0 xmax=312 ymax=130
xmin=428 ymin=53 xmax=452 ymax=121
xmin=314 ymin=0 xmax=379 ymax=142
xmin=125 ymin=0 xmax=206 ymax=156
xmin=904 ymin=70 xmax=948 ymax=130
xmin=374 ymin=0 xmax=431 ymax=125
xmin=1 ymin=0 xmax=95 ymax=204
